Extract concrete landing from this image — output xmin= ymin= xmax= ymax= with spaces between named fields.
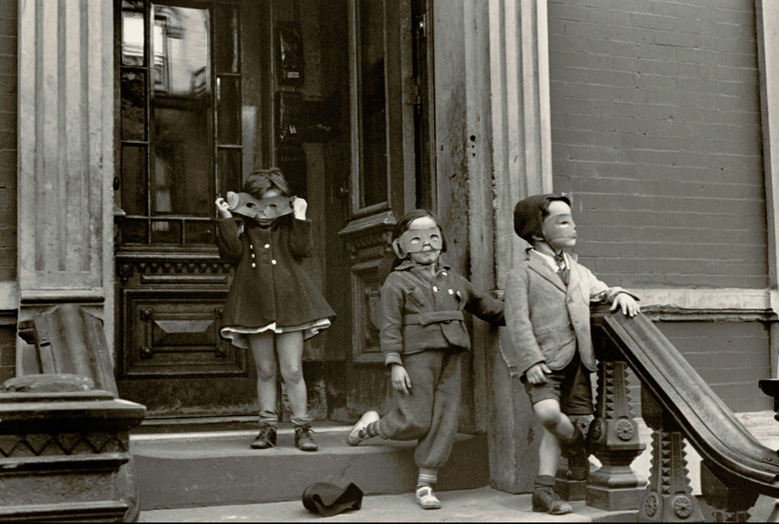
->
xmin=138 ymin=485 xmax=637 ymax=522
xmin=132 ymin=425 xmax=489 ymax=511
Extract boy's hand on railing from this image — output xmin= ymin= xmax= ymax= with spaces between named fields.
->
xmin=611 ymin=292 xmax=640 ymax=317
xmin=526 ymin=362 xmax=551 ymax=384
xmin=391 ymin=364 xmax=413 ymax=394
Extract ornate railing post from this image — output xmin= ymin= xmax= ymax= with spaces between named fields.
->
xmin=585 ymin=334 xmax=647 ymax=510
xmin=638 ymin=386 xmax=705 ymax=522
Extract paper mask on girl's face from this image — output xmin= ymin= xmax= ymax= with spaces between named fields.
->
xmin=392 ymin=227 xmax=443 ymax=258
xmin=226 ymin=191 xmax=293 ymax=219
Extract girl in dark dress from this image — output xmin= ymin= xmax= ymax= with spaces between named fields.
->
xmin=215 ymin=168 xmax=335 ymax=451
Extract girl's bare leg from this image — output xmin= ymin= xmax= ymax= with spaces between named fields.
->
xmin=276 ymin=331 xmax=308 ymax=419
xmin=249 ymin=332 xmax=277 ymax=417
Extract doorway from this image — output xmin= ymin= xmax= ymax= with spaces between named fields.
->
xmin=113 ymin=0 xmax=434 ymax=422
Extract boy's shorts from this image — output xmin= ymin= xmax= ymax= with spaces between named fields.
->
xmin=520 ymin=351 xmax=594 ymax=415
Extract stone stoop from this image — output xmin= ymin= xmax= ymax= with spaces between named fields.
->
xmin=131 ymin=425 xmax=489 ymax=511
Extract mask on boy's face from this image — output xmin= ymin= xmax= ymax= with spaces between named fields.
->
xmin=226 ymin=191 xmax=293 ymax=219
xmin=541 ymin=213 xmax=577 ymax=250
xmin=392 ymin=227 xmax=443 ymax=259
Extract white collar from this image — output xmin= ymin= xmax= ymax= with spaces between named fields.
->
xmin=532 ymin=249 xmax=569 ymax=271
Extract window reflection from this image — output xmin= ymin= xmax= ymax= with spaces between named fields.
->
xmin=150 ymin=4 xmax=213 ymax=219
xmin=121 ymin=1 xmax=144 ymax=67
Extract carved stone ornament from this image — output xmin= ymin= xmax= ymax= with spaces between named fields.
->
xmin=644 ymin=493 xmax=658 ymax=517
xmin=615 ymin=419 xmax=635 ymax=441
xmin=672 ymin=495 xmax=693 ymax=519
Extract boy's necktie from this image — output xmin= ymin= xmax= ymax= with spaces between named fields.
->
xmin=554 ymin=252 xmax=569 ymax=286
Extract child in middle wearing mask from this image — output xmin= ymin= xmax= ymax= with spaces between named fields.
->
xmin=346 ymin=209 xmax=504 ymax=510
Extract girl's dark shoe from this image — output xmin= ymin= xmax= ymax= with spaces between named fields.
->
xmin=532 ymin=487 xmax=572 ymax=515
xmin=295 ymin=426 xmax=318 ymax=452
xmin=250 ymin=425 xmax=277 ymax=449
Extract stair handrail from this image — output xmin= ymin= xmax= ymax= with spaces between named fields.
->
xmin=589 ymin=304 xmax=779 ymax=521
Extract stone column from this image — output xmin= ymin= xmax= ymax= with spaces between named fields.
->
xmin=756 ymin=1 xmax=779 ymax=379
xmin=17 ymin=0 xmax=115 ymax=370
xmin=457 ymin=0 xmax=552 ymax=492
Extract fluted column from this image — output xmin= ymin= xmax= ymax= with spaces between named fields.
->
xmin=17 ymin=0 xmax=115 ymax=366
xmin=455 ymin=0 xmax=552 ymax=492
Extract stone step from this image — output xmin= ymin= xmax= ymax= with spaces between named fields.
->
xmin=131 ymin=425 xmax=489 ymax=511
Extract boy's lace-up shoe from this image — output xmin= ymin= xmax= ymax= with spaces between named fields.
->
xmin=415 ymin=486 xmax=442 ymax=510
xmin=294 ymin=426 xmax=318 ymax=452
xmin=347 ymin=411 xmax=379 ymax=446
xmin=250 ymin=425 xmax=277 ymax=449
xmin=565 ymin=428 xmax=589 ymax=481
xmin=532 ymin=486 xmax=572 ymax=515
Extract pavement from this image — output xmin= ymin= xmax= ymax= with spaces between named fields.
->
xmin=137 ymin=485 xmax=635 ymax=522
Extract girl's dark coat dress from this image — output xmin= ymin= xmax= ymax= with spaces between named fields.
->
xmin=216 ymin=215 xmax=336 ymax=346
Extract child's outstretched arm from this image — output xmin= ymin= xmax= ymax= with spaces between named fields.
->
xmin=579 ymin=264 xmax=640 ymax=317
xmin=462 ymin=279 xmax=505 ymax=326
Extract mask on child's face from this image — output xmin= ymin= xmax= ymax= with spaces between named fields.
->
xmin=392 ymin=227 xmax=443 ymax=259
xmin=541 ymin=213 xmax=577 ymax=250
xmin=226 ymin=191 xmax=293 ymax=219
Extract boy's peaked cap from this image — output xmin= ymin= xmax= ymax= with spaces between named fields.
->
xmin=513 ymin=193 xmax=571 ymax=243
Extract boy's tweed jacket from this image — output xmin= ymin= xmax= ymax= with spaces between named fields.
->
xmin=503 ymin=249 xmax=637 ymax=376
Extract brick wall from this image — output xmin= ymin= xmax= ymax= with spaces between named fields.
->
xmin=0 ymin=1 xmax=15 ymax=282
xmin=658 ymin=321 xmax=772 ymax=412
xmin=548 ymin=0 xmax=766 ymax=289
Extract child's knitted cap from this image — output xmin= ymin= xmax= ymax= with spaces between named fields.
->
xmin=513 ymin=193 xmax=571 ymax=243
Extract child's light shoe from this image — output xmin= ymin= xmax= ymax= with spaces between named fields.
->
xmin=415 ymin=486 xmax=442 ymax=510
xmin=346 ymin=411 xmax=379 ymax=446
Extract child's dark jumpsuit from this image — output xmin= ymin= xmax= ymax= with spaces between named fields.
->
xmin=375 ymin=259 xmax=504 ymax=482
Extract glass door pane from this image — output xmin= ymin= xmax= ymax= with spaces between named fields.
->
xmin=150 ymin=4 xmax=213 ymax=218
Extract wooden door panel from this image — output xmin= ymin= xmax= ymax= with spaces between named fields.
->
xmin=121 ymin=290 xmax=245 ymax=378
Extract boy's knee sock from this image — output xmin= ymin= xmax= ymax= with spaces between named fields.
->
xmin=417 ymin=468 xmax=438 ymax=489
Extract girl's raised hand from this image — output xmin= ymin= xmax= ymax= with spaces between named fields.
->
xmin=215 ymin=197 xmax=232 ymax=218
xmin=391 ymin=364 xmax=413 ymax=394
xmin=291 ymin=196 xmax=307 ymax=220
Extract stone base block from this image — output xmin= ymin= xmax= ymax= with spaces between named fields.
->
xmin=555 ymin=477 xmax=586 ymax=501
xmin=586 ymin=485 xmax=645 ymax=511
